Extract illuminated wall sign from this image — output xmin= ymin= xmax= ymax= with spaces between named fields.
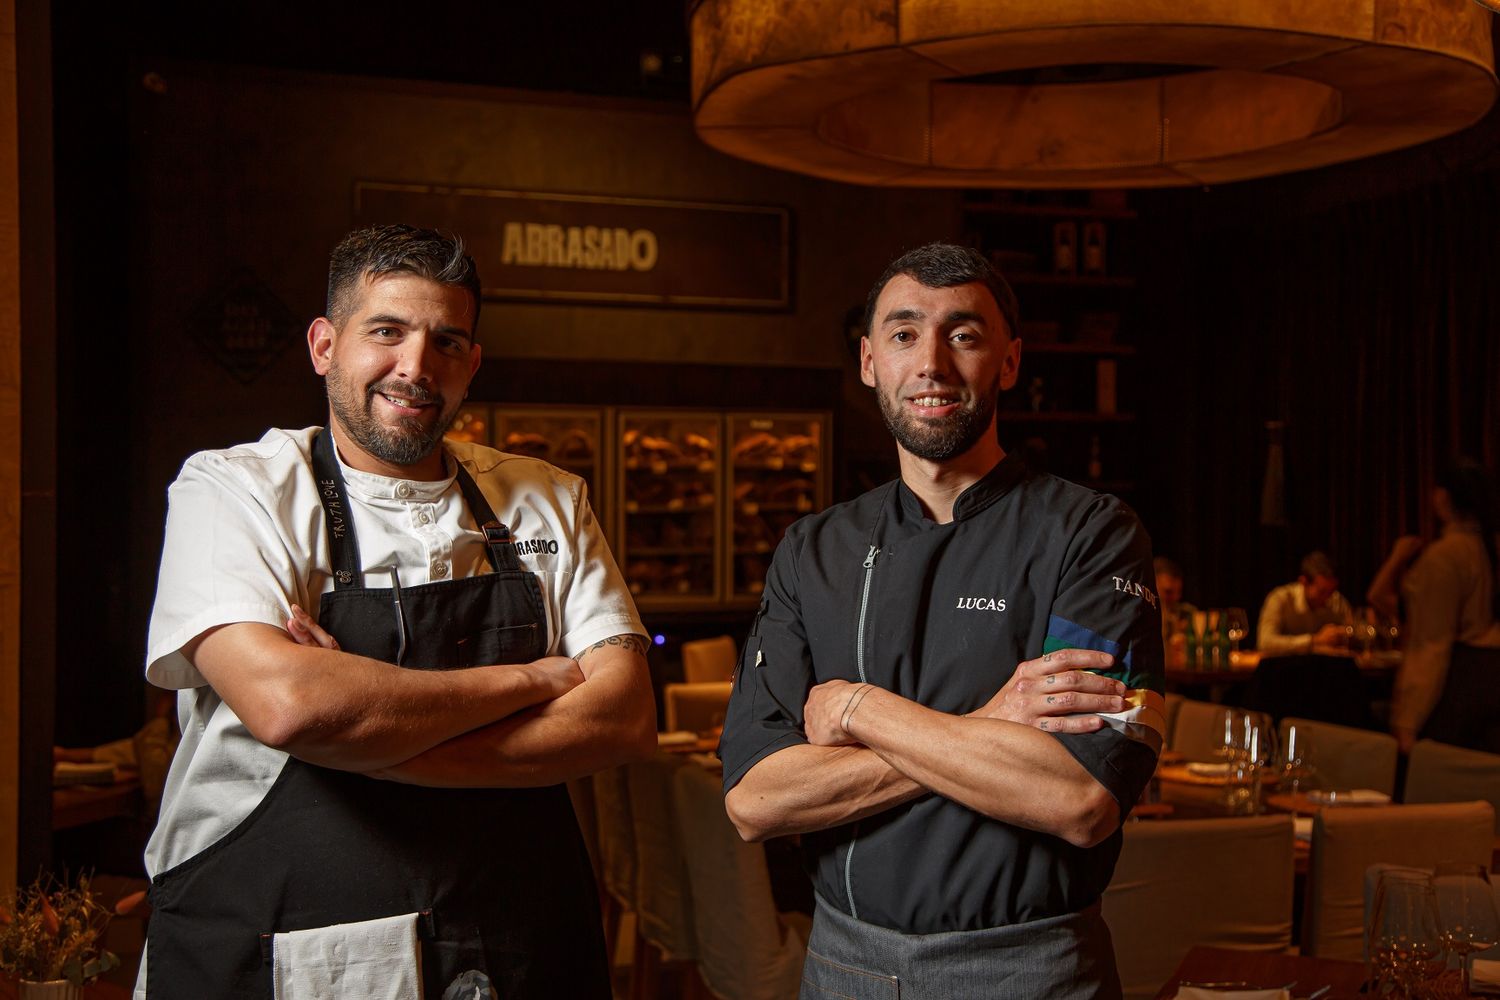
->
xmin=354 ymin=181 xmax=791 ymax=310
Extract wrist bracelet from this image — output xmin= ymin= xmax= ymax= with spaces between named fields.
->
xmin=840 ymin=684 xmax=867 ymax=733
xmin=841 ymin=684 xmax=875 ymax=733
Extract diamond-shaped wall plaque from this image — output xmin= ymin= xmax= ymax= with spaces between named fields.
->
xmin=188 ymin=270 xmax=300 ymax=384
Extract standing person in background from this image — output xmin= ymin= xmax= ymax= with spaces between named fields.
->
xmin=1256 ymin=551 xmax=1353 ymax=655
xmin=1153 ymin=556 xmax=1196 ymax=627
xmin=1370 ymin=458 xmax=1500 ymax=752
xmin=1153 ymin=556 xmax=1194 ymax=623
xmin=718 ymin=243 xmax=1165 ymax=999
xmin=1153 ymin=556 xmax=1196 ymax=667
xmin=140 ymin=225 xmax=653 ymax=999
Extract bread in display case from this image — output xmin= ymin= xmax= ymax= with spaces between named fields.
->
xmin=617 ymin=410 xmax=721 ymax=605
xmin=728 ymin=412 xmax=827 ymax=599
xmin=490 ymin=406 xmax=606 ymax=519
xmin=444 ymin=405 xmax=492 ymax=446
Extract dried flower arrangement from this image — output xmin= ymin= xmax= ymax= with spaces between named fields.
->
xmin=0 ymin=873 xmax=120 ymax=985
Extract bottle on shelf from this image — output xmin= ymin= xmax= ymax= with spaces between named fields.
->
xmin=1087 ymin=435 xmax=1103 ymax=481
xmin=1082 ymin=221 xmax=1107 ymax=275
xmin=1027 ymin=376 xmax=1046 ymax=413
xmin=1052 ymin=221 xmax=1077 ymax=275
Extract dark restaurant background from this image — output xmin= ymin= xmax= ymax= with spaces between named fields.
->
xmin=8 ymin=2 xmax=1500 ymax=882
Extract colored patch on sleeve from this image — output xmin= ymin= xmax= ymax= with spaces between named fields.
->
xmin=1044 ymin=614 xmax=1151 ymax=687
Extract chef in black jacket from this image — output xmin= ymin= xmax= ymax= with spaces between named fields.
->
xmin=720 ymin=243 xmax=1166 ymax=1000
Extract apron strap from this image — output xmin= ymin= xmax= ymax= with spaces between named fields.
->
xmin=312 ymin=427 xmax=523 ymax=585
xmin=311 ymin=429 xmax=363 ymax=589
xmin=454 ymin=463 xmax=523 ymax=573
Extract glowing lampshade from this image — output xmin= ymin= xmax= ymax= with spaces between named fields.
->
xmin=690 ymin=0 xmax=1497 ymax=187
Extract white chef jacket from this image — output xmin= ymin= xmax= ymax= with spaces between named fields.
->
xmin=143 ymin=425 xmax=643 ymax=876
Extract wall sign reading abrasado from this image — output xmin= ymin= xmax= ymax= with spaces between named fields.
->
xmin=354 ymin=181 xmax=791 ymax=310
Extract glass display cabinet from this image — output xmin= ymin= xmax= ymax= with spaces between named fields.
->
xmin=491 ymin=405 xmax=607 ymax=518
xmin=449 ymin=404 xmax=831 ymax=611
xmin=616 ymin=409 xmax=723 ymax=607
xmin=727 ymin=412 xmax=828 ymax=602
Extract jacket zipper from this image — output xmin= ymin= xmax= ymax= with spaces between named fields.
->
xmin=845 ymin=543 xmax=880 ymax=918
xmin=855 ymin=545 xmax=878 ymax=683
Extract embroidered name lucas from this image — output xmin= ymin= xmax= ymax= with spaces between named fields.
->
xmin=956 ymin=596 xmax=1007 ymax=612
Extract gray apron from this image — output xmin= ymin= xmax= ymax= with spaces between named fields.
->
xmin=800 ymin=893 xmax=1122 ymax=999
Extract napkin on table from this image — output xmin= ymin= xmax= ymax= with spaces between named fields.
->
xmin=1472 ymin=957 xmax=1500 ymax=994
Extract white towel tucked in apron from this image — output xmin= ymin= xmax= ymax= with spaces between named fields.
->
xmin=273 ymin=911 xmax=422 ymax=1000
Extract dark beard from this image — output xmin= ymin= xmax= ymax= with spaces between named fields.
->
xmin=326 ymin=364 xmax=450 ymax=468
xmin=875 ymin=379 xmax=998 ymax=462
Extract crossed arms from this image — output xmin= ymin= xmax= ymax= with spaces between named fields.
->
xmin=724 ymin=648 xmax=1130 ymax=849
xmin=187 ymin=609 xmax=655 ymax=787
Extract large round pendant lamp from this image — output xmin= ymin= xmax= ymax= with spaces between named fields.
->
xmin=689 ymin=1 xmax=1497 ymax=187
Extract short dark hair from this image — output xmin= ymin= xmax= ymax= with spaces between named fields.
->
xmin=1153 ymin=556 xmax=1184 ymax=580
xmin=863 ymin=243 xmax=1020 ymax=340
xmin=1300 ymin=551 xmax=1336 ymax=580
xmin=326 ymin=224 xmax=481 ymax=329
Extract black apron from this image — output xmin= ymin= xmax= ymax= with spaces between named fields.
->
xmin=147 ymin=431 xmax=609 ymax=999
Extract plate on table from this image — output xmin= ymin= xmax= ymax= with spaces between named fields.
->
xmin=1159 ymin=763 xmax=1229 ymax=786
xmin=1305 ymin=789 xmax=1390 ymax=807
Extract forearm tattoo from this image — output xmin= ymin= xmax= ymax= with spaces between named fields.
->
xmin=577 ymin=633 xmax=648 ymax=660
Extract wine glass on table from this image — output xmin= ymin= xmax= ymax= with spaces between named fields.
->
xmin=1216 ymin=710 xmax=1270 ymax=815
xmin=1350 ymin=606 xmax=1379 ymax=657
xmin=1212 ymin=708 xmax=1242 ymax=764
xmin=1370 ymin=871 xmax=1444 ymax=999
xmin=1277 ymin=720 xmax=1319 ymax=796
xmin=1433 ymin=862 xmax=1500 ymax=996
xmin=1244 ymin=711 xmax=1275 ymax=813
xmin=1224 ymin=607 xmax=1249 ymax=658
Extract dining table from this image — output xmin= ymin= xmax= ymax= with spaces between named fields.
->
xmin=1154 ymin=945 xmax=1368 ymax=999
xmin=51 ymin=776 xmax=143 ymax=831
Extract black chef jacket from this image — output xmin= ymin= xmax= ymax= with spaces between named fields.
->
xmin=719 ymin=456 xmax=1165 ymax=934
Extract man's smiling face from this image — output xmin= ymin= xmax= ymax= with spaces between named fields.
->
xmin=861 ymin=273 xmax=1020 ymax=463
xmin=311 ymin=271 xmax=481 ymax=479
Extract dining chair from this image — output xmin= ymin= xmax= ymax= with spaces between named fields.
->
xmin=625 ymin=754 xmax=704 ymax=999
xmin=682 ymin=635 xmax=739 ymax=684
xmin=673 ymin=760 xmax=811 ymax=1000
xmin=1164 ymin=692 xmax=1184 ymax=746
xmin=1404 ymin=739 xmax=1500 ymax=833
xmin=664 ymin=681 xmax=734 ymax=733
xmin=1170 ymin=697 xmax=1232 ymax=761
xmin=1279 ymin=717 xmax=1398 ymax=796
xmin=1102 ymin=815 xmax=1296 ymax=1000
xmin=1302 ymin=800 xmax=1494 ymax=960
